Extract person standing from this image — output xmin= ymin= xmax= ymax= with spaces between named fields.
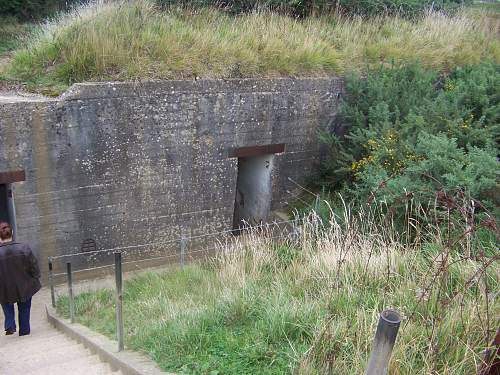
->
xmin=0 ymin=221 xmax=41 ymax=336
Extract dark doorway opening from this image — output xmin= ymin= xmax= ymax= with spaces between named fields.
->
xmin=0 ymin=184 xmax=17 ymax=240
xmin=0 ymin=184 xmax=9 ymax=223
xmin=0 ymin=170 xmax=25 ymax=241
xmin=232 ymin=154 xmax=275 ymax=230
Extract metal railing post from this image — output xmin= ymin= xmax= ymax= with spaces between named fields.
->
xmin=365 ymin=309 xmax=402 ymax=375
xmin=314 ymin=194 xmax=320 ymax=214
xmin=180 ymin=237 xmax=186 ymax=269
xmin=48 ymin=259 xmax=56 ymax=308
xmin=66 ymin=262 xmax=75 ymax=324
xmin=479 ymin=328 xmax=500 ymax=375
xmin=114 ymin=252 xmax=124 ymax=352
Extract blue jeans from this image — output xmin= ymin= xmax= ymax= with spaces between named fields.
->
xmin=1 ymin=298 xmax=32 ymax=336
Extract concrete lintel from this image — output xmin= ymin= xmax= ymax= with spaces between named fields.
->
xmin=229 ymin=143 xmax=286 ymax=158
xmin=45 ymin=305 xmax=172 ymax=375
xmin=0 ymin=170 xmax=26 ymax=184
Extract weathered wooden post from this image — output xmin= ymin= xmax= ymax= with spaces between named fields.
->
xmin=365 ymin=309 xmax=402 ymax=375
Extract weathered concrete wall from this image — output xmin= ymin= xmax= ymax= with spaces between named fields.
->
xmin=0 ymin=78 xmax=343 ymax=278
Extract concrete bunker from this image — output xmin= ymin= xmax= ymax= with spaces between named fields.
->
xmin=0 ymin=78 xmax=343 ymax=279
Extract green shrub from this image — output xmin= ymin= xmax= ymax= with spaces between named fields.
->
xmin=321 ymin=63 xmax=499 ymax=216
xmin=335 ymin=0 xmax=472 ymax=17
xmin=0 ymin=0 xmax=471 ymax=20
xmin=0 ymin=0 xmax=79 ymax=21
xmin=155 ymin=0 xmax=471 ymax=17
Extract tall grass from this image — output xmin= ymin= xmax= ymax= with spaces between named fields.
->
xmin=4 ymin=0 xmax=499 ymax=93
xmin=57 ymin=207 xmax=499 ymax=374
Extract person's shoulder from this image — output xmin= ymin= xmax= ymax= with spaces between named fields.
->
xmin=0 ymin=241 xmax=15 ymax=250
xmin=21 ymin=243 xmax=33 ymax=253
xmin=10 ymin=242 xmax=32 ymax=254
xmin=0 ymin=242 xmax=19 ymax=255
xmin=0 ymin=242 xmax=32 ymax=255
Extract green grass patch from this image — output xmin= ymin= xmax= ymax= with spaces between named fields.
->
xmin=3 ymin=0 xmax=499 ymax=94
xmin=57 ymin=225 xmax=499 ymax=374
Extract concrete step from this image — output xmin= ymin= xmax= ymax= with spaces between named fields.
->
xmin=0 ymin=328 xmax=64 ymax=348
xmin=7 ymin=343 xmax=95 ymax=372
xmin=23 ymin=354 xmax=116 ymax=375
xmin=0 ymin=289 xmax=152 ymax=375
xmin=73 ymin=361 xmax=117 ymax=375
xmin=2 ymin=333 xmax=82 ymax=353
xmin=0 ymin=290 xmax=140 ymax=375
xmin=0 ymin=326 xmax=119 ymax=375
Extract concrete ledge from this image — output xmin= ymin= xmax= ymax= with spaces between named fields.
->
xmin=46 ymin=305 xmax=172 ymax=375
xmin=60 ymin=77 xmax=343 ymax=101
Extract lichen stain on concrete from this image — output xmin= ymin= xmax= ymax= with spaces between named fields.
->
xmin=31 ymin=105 xmax=57 ymax=260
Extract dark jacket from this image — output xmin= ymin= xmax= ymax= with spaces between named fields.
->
xmin=0 ymin=242 xmax=41 ymax=304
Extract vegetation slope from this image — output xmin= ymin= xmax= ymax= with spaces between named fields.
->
xmin=58 ymin=211 xmax=499 ymax=375
xmin=0 ymin=0 xmax=499 ymax=94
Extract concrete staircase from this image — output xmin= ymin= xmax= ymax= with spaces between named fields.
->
xmin=0 ymin=290 xmax=121 ymax=375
